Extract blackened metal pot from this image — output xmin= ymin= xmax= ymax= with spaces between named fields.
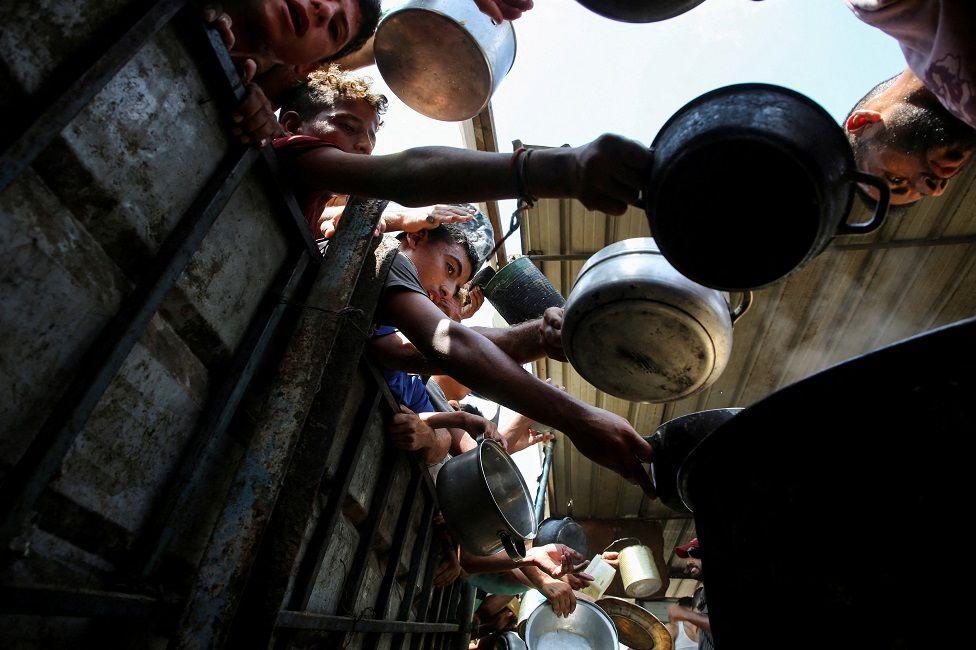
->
xmin=645 ymin=407 xmax=742 ymax=513
xmin=575 ymin=0 xmax=706 ymax=23
xmin=674 ymin=317 xmax=974 ymax=648
xmin=645 ymin=83 xmax=890 ymax=291
xmin=436 ymin=439 xmax=536 ymax=560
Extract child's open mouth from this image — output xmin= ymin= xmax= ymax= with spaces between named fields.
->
xmin=284 ymin=0 xmax=310 ymax=38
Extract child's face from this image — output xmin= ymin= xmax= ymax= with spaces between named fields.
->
xmin=299 ymin=98 xmax=379 ymax=154
xmin=230 ymin=0 xmax=362 ymax=66
xmin=403 ymin=234 xmax=473 ymax=313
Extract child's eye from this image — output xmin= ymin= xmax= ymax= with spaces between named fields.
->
xmin=341 ymin=124 xmax=355 ymax=134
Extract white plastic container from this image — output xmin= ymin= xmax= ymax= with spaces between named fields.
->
xmin=580 ymin=554 xmax=616 ymax=600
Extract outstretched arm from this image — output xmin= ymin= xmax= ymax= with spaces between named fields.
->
xmin=368 ymin=309 xmax=563 ymax=373
xmin=289 ymin=135 xmax=650 ymax=215
xmin=378 ymin=291 xmax=655 ymax=494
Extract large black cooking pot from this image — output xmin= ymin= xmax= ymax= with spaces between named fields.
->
xmin=675 ymin=317 xmax=974 ymax=648
xmin=644 ymin=408 xmax=741 ymax=513
xmin=645 ymin=83 xmax=890 ymax=291
xmin=575 ymin=0 xmax=706 ymax=22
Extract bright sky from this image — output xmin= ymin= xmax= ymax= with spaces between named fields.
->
xmin=365 ymin=0 xmax=907 ymax=491
xmin=369 ymin=0 xmax=907 ymax=249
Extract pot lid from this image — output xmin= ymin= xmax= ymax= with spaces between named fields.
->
xmin=595 ymin=597 xmax=673 ymax=650
xmin=567 ymin=300 xmax=715 ymax=403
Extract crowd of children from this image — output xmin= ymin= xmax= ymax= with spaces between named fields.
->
xmin=198 ymin=2 xmax=661 ymax=642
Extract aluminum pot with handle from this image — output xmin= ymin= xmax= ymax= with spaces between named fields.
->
xmin=644 ymin=83 xmax=890 ymax=291
xmin=374 ymin=0 xmax=516 ymax=121
xmin=562 ymin=238 xmax=751 ymax=403
xmin=436 ymin=439 xmax=536 ymax=560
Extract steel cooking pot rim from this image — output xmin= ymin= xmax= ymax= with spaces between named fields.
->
xmin=653 ymin=407 xmax=745 ymax=435
xmin=650 ymin=82 xmax=852 ymax=166
xmin=377 ymin=4 xmax=517 ymax=119
xmin=478 ymin=439 xmax=538 ymax=539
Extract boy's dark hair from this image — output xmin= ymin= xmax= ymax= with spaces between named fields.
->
xmin=280 ymin=64 xmax=388 ymax=122
xmin=431 ymin=224 xmax=481 ymax=281
xmin=329 ymin=0 xmax=382 ymax=63
xmin=400 ymin=225 xmax=481 ymax=282
xmin=677 ymin=596 xmax=695 ymax=609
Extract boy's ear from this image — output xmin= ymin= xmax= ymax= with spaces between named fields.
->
xmin=403 ymin=230 xmax=428 ymax=249
xmin=280 ymin=110 xmax=304 ymax=136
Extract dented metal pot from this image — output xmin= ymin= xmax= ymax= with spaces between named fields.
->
xmin=562 ymin=238 xmax=751 ymax=403
xmin=374 ymin=0 xmax=516 ymax=121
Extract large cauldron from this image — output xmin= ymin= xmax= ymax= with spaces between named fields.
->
xmin=675 ymin=317 xmax=973 ymax=648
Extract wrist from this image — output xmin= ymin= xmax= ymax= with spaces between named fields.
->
xmin=527 ymin=147 xmax=575 ymax=199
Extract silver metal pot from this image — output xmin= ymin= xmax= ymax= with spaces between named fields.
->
xmin=524 ymin=600 xmax=619 ymax=650
xmin=435 ymin=439 xmax=536 ymax=560
xmin=374 ymin=0 xmax=517 ymax=121
xmin=562 ymin=238 xmax=751 ymax=403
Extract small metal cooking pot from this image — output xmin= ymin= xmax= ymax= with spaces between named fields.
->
xmin=562 ymin=238 xmax=751 ymax=403
xmin=534 ymin=517 xmax=589 ymax=557
xmin=374 ymin=0 xmax=517 ymax=121
xmin=575 ymin=0 xmax=706 ymax=23
xmin=436 ymin=439 xmax=536 ymax=560
xmin=524 ymin=600 xmax=619 ymax=649
xmin=646 ymin=407 xmax=742 ymax=513
xmin=644 ymin=83 xmax=890 ymax=291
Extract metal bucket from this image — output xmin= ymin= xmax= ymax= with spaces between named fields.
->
xmin=480 ymin=256 xmax=565 ymax=325
xmin=374 ymin=0 xmax=517 ymax=121
xmin=605 ymin=538 xmax=662 ymax=598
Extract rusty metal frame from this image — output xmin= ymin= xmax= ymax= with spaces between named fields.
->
xmin=1 ymin=7 xmax=476 ymax=648
xmin=0 ymin=0 xmax=187 ymax=193
xmin=0 ymin=6 xmax=322 ymax=632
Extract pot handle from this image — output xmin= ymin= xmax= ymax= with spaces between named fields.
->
xmin=729 ymin=291 xmax=753 ymax=326
xmin=499 ymin=531 xmax=526 ymax=561
xmin=838 ymin=171 xmax=890 ymax=235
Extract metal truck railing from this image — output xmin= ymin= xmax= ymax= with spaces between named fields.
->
xmin=0 ymin=2 xmax=472 ymax=647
